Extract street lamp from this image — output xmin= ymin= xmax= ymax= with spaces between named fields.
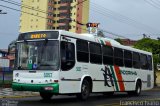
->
xmin=0 ymin=10 xmax=7 ymax=14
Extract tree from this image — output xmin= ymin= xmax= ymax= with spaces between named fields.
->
xmin=114 ymin=38 xmax=123 ymax=44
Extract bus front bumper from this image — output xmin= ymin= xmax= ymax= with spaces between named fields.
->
xmin=12 ymin=82 xmax=59 ymax=93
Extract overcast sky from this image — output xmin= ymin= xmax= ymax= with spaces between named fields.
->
xmin=0 ymin=0 xmax=160 ymax=49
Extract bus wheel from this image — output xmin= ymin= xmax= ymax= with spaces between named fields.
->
xmin=128 ymin=81 xmax=141 ymax=96
xmin=76 ymin=80 xmax=90 ymax=100
xmin=40 ymin=92 xmax=53 ymax=100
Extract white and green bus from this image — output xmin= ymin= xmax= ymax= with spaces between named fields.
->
xmin=12 ymin=30 xmax=154 ymax=100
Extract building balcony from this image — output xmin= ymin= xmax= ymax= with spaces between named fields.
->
xmin=47 ymin=15 xmax=54 ymax=19
xmin=48 ymin=9 xmax=53 ymax=13
xmin=59 ymin=10 xmax=70 ymax=14
xmin=60 ymin=13 xmax=70 ymax=18
xmin=59 ymin=24 xmax=71 ymax=31
xmin=48 ymin=2 xmax=53 ymax=6
xmin=59 ymin=23 xmax=66 ymax=26
xmin=59 ymin=18 xmax=70 ymax=23
xmin=61 ymin=0 xmax=73 ymax=3
xmin=47 ymin=22 xmax=53 ymax=26
xmin=60 ymin=2 xmax=70 ymax=7
xmin=59 ymin=6 xmax=71 ymax=10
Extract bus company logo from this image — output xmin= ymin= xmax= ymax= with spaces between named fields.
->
xmin=119 ymin=70 xmax=137 ymax=76
xmin=44 ymin=73 xmax=52 ymax=78
xmin=31 ymin=34 xmax=47 ymax=39
xmin=101 ymin=66 xmax=114 ymax=87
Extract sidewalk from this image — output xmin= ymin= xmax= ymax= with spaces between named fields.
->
xmin=0 ymin=88 xmax=39 ymax=98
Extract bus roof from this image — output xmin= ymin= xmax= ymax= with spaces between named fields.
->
xmin=19 ymin=30 xmax=152 ymax=55
xmin=59 ymin=30 xmax=152 ymax=55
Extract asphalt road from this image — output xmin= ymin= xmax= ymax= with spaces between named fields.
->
xmin=1 ymin=87 xmax=160 ymax=106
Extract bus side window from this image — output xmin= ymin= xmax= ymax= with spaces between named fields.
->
xmin=89 ymin=42 xmax=102 ymax=64
xmin=140 ymin=54 xmax=148 ymax=70
xmin=147 ymin=55 xmax=152 ymax=71
xmin=102 ymin=45 xmax=113 ymax=65
xmin=76 ymin=39 xmax=89 ymax=62
xmin=114 ymin=47 xmax=124 ymax=66
xmin=124 ymin=50 xmax=132 ymax=68
xmin=61 ymin=41 xmax=75 ymax=71
xmin=133 ymin=52 xmax=141 ymax=69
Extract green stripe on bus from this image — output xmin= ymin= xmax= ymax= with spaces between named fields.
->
xmin=110 ymin=66 xmax=119 ymax=91
xmin=100 ymin=40 xmax=104 ymax=45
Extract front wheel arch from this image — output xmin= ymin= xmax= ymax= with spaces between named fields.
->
xmin=77 ymin=77 xmax=92 ymax=100
xmin=80 ymin=76 xmax=93 ymax=93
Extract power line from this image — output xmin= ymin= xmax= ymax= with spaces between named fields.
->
xmin=0 ymin=0 xmax=88 ymax=25
xmin=89 ymin=2 xmax=158 ymax=33
xmin=2 ymin=0 xmax=158 ymax=34
xmin=0 ymin=0 xmax=47 ymax=13
xmin=144 ymin=0 xmax=160 ymax=9
xmin=150 ymin=0 xmax=160 ymax=7
xmin=82 ymin=1 xmax=160 ymax=38
xmin=98 ymin=28 xmax=129 ymax=39
xmin=0 ymin=0 xmax=133 ymax=39
xmin=0 ymin=4 xmax=48 ymax=19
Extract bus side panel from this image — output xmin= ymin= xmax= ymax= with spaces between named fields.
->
xmin=90 ymin=65 xmax=115 ymax=92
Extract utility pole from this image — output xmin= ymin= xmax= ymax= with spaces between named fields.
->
xmin=0 ymin=10 xmax=7 ymax=14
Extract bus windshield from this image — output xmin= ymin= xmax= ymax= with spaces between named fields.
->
xmin=16 ymin=40 xmax=59 ymax=70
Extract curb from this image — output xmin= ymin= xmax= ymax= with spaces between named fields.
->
xmin=0 ymin=94 xmax=40 ymax=99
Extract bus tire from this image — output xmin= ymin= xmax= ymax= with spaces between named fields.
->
xmin=40 ymin=92 xmax=53 ymax=100
xmin=76 ymin=80 xmax=90 ymax=101
xmin=128 ymin=81 xmax=141 ymax=96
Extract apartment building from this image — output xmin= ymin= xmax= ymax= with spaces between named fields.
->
xmin=20 ymin=0 xmax=90 ymax=33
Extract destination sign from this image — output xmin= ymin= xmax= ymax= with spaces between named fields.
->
xmin=30 ymin=34 xmax=47 ymax=39
xmin=18 ymin=31 xmax=59 ymax=40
